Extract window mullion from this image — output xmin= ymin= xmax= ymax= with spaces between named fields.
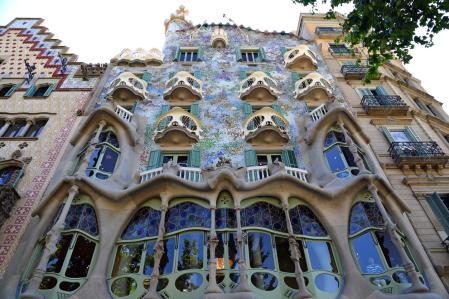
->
xmin=60 ymin=233 xmax=77 ymax=277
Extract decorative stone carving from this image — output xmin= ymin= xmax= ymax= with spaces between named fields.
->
xmin=111 ymin=48 xmax=164 ymax=66
xmin=107 ymin=72 xmax=149 ymax=102
xmin=243 ymin=107 xmax=289 ymax=146
xmin=294 ymin=72 xmax=333 ymax=101
xmin=211 ymin=27 xmax=228 ymax=48
xmin=11 ymin=150 xmax=22 ymax=159
xmin=163 ymin=71 xmax=203 ymax=102
xmin=240 ymin=71 xmax=280 ymax=103
xmin=75 ymin=63 xmax=108 ymax=81
xmin=284 ymin=44 xmax=317 ymax=71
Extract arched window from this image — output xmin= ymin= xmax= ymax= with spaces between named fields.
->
xmin=19 ymin=195 xmax=99 ymax=298
xmin=77 ymin=127 xmax=120 ymax=180
xmin=288 ymin=201 xmax=341 ymax=298
xmin=109 ymin=204 xmax=161 ymax=298
xmin=349 ymin=192 xmax=424 ymax=294
xmin=323 ymin=126 xmax=370 ymax=179
xmin=0 ymin=165 xmax=22 ymax=187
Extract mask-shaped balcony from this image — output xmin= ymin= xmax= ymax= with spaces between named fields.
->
xmin=154 ymin=107 xmax=203 ymax=146
xmin=163 ymin=71 xmax=203 ymax=103
xmin=243 ymin=107 xmax=289 ymax=146
xmin=211 ymin=27 xmax=228 ymax=48
xmin=294 ymin=72 xmax=333 ymax=101
xmin=240 ymin=71 xmax=280 ymax=103
xmin=107 ymin=72 xmax=148 ymax=103
xmin=111 ymin=48 xmax=164 ymax=66
xmin=284 ymin=45 xmax=317 ymax=71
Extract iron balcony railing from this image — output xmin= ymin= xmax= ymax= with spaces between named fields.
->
xmin=388 ymin=141 xmax=446 ymax=163
xmin=329 ymin=44 xmax=352 ymax=55
xmin=361 ymin=95 xmax=406 ymax=109
xmin=315 ymin=27 xmax=343 ymax=35
xmin=341 ymin=65 xmax=369 ymax=78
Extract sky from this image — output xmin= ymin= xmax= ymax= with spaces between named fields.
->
xmin=0 ymin=0 xmax=448 ymax=112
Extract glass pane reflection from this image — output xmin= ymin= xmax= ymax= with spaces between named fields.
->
xmin=159 ymin=238 xmax=175 ymax=275
xmin=352 ymin=233 xmax=386 ymax=274
xmin=248 ymin=232 xmax=275 ymax=270
xmin=65 ymin=235 xmax=96 ymax=278
xmin=112 ymin=243 xmax=144 ymax=276
xmin=178 ymin=232 xmax=204 ymax=270
xmin=251 ymin=272 xmax=278 ymax=291
xmin=306 ymin=241 xmax=337 ymax=273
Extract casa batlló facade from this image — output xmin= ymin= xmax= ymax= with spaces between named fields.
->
xmin=0 ymin=7 xmax=449 ymax=299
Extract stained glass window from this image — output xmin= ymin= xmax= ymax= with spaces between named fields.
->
xmin=349 ymin=202 xmax=384 ymax=235
xmin=121 ymin=207 xmax=161 ymax=240
xmin=241 ymin=202 xmax=287 ymax=233
xmin=215 ymin=208 xmax=237 ymax=229
xmin=64 ymin=204 xmax=98 ymax=236
xmin=165 ymin=202 xmax=211 ymax=233
xmin=289 ymin=205 xmax=327 ymax=237
xmin=248 ymin=232 xmax=275 ymax=270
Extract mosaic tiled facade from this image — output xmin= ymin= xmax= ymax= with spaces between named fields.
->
xmin=1 ymin=8 xmax=449 ymax=299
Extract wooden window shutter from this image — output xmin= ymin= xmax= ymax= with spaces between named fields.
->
xmin=280 ymin=47 xmax=287 ymax=56
xmin=375 ymin=86 xmax=388 ymax=95
xmin=258 ymin=47 xmax=266 ymax=62
xmin=188 ymin=149 xmax=201 ymax=168
xmin=193 ymin=70 xmax=202 ymax=80
xmin=43 ymin=83 xmax=56 ymax=97
xmin=281 ymin=149 xmax=298 ymax=168
xmin=168 ymin=72 xmax=175 ymax=79
xmin=4 ymin=84 xmax=18 ymax=97
xmin=148 ymin=150 xmax=162 ymax=169
xmin=381 ymin=127 xmax=394 ymax=143
xmin=24 ymin=85 xmax=36 ymax=97
xmin=243 ymin=103 xmax=253 ymax=130
xmin=235 ymin=48 xmax=243 ymax=62
xmin=197 ymin=47 xmax=204 ymax=61
xmin=190 ymin=103 xmax=200 ymax=118
xmin=405 ymin=127 xmax=420 ymax=141
xmin=239 ymin=69 xmax=247 ymax=80
xmin=427 ymin=193 xmax=449 ymax=235
xmin=173 ymin=47 xmax=180 ymax=61
xmin=142 ymin=71 xmax=152 ymax=83
xmin=291 ymin=72 xmax=301 ymax=83
xmin=159 ymin=105 xmax=171 ymax=128
xmin=131 ymin=101 xmax=138 ymax=113
xmin=244 ymin=149 xmax=257 ymax=167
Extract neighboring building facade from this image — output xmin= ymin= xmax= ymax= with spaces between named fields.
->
xmin=1 ymin=8 xmax=449 ymax=299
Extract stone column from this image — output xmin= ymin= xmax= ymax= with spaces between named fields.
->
xmin=76 ymin=120 xmax=107 ymax=177
xmin=206 ymin=206 xmax=223 ymax=294
xmin=368 ymin=183 xmax=428 ymax=293
xmin=234 ymin=204 xmax=251 ymax=292
xmin=338 ymin=122 xmax=369 ymax=174
xmin=18 ymin=119 xmax=34 ymax=137
xmin=282 ymin=200 xmax=312 ymax=299
xmin=20 ymin=185 xmax=79 ymax=299
xmin=0 ymin=119 xmax=13 ymax=137
xmin=143 ymin=204 xmax=168 ymax=299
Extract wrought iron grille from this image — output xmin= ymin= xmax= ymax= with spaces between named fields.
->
xmin=341 ymin=65 xmax=369 ymax=76
xmin=388 ymin=141 xmax=446 ymax=163
xmin=361 ymin=95 xmax=406 ymax=109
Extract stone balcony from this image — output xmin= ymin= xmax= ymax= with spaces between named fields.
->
xmin=239 ymin=71 xmax=280 ymax=103
xmin=246 ymin=164 xmax=308 ymax=183
xmin=0 ymin=185 xmax=20 ymax=229
xmin=163 ymin=71 xmax=203 ymax=103
xmin=341 ymin=65 xmax=370 ymax=80
xmin=111 ymin=48 xmax=164 ymax=66
xmin=154 ymin=107 xmax=203 ymax=146
xmin=243 ymin=107 xmax=289 ymax=146
xmin=361 ymin=95 xmax=409 ymax=116
xmin=315 ymin=26 xmax=343 ymax=38
xmin=388 ymin=141 xmax=449 ymax=169
xmin=283 ymin=44 xmax=317 ymax=71
xmin=211 ymin=27 xmax=228 ymax=48
xmin=107 ymin=72 xmax=148 ymax=102
xmin=294 ymin=72 xmax=333 ymax=101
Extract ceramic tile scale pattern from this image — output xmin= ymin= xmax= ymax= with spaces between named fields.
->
xmin=0 ymin=8 xmax=449 ymax=299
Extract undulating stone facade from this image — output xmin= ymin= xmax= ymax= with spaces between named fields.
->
xmin=0 ymin=7 xmax=448 ymax=299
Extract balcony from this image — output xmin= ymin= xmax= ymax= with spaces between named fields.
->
xmin=309 ymin=103 xmax=328 ymax=122
xmin=315 ymin=27 xmax=343 ymax=38
xmin=107 ymin=72 xmax=148 ymax=102
xmin=111 ymin=48 xmax=164 ymax=66
xmin=328 ymin=44 xmax=353 ymax=57
xmin=114 ymin=104 xmax=133 ymax=122
xmin=240 ymin=71 xmax=280 ymax=103
xmin=0 ymin=185 xmax=20 ymax=229
xmin=341 ymin=65 xmax=369 ymax=80
xmin=294 ymin=72 xmax=333 ymax=101
xmin=246 ymin=165 xmax=308 ymax=183
xmin=361 ymin=95 xmax=409 ymax=116
xmin=283 ymin=45 xmax=317 ymax=71
xmin=154 ymin=107 xmax=203 ymax=146
xmin=211 ymin=27 xmax=228 ymax=48
xmin=243 ymin=107 xmax=289 ymax=146
xmin=388 ymin=141 xmax=449 ymax=168
xmin=140 ymin=166 xmax=203 ymax=183
xmin=163 ymin=71 xmax=203 ymax=103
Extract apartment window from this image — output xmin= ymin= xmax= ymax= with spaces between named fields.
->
xmin=174 ymin=47 xmax=203 ymax=63
xmin=256 ymin=153 xmax=282 ymax=166
xmin=24 ymin=83 xmax=56 ymax=97
xmin=236 ymin=47 xmax=266 ymax=63
xmin=25 ymin=120 xmax=48 ymax=137
xmin=328 ymin=43 xmax=351 ymax=55
xmin=3 ymin=120 xmax=26 ymax=137
xmin=426 ymin=104 xmax=441 ymax=117
xmin=427 ymin=193 xmax=449 ymax=237
xmin=382 ymin=127 xmax=419 ymax=143
xmin=357 ymin=86 xmax=388 ymax=97
xmin=244 ymin=149 xmax=298 ymax=168
xmin=147 ymin=149 xmax=201 ymax=169
xmin=0 ymin=84 xmax=18 ymax=97
xmin=162 ymin=153 xmax=189 ymax=167
xmin=0 ymin=166 xmax=22 ymax=187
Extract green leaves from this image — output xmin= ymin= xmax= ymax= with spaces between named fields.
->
xmin=293 ymin=0 xmax=449 ymax=82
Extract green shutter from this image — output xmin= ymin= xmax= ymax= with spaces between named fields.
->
xmin=159 ymin=105 xmax=171 ymax=128
xmin=142 ymin=71 xmax=152 ymax=83
xmin=427 ymin=193 xmax=449 ymax=235
xmin=197 ymin=47 xmax=204 ymax=61
xmin=43 ymin=83 xmax=56 ymax=97
xmin=405 ymin=127 xmax=420 ymax=141
xmin=243 ymin=102 xmax=253 ymax=118
xmin=280 ymin=47 xmax=287 ymax=56
xmin=375 ymin=86 xmax=388 ymax=95
xmin=239 ymin=69 xmax=247 ymax=80
xmin=11 ymin=168 xmax=24 ymax=188
xmin=4 ymin=84 xmax=18 ymax=97
xmin=24 ymin=85 xmax=36 ymax=97
xmin=358 ymin=88 xmax=373 ymax=96
xmin=258 ymin=47 xmax=266 ymax=62
xmin=381 ymin=127 xmax=394 ymax=143
xmin=235 ymin=48 xmax=243 ymax=62
xmin=291 ymin=72 xmax=301 ymax=83
xmin=173 ymin=47 xmax=180 ymax=61
xmin=271 ymin=103 xmax=282 ymax=115
xmin=148 ymin=150 xmax=161 ymax=169
xmin=131 ymin=101 xmax=138 ymax=113
xmin=193 ymin=70 xmax=202 ymax=80
xmin=281 ymin=149 xmax=298 ymax=168
xmin=188 ymin=149 xmax=201 ymax=168
xmin=414 ymin=99 xmax=428 ymax=111
xmin=426 ymin=104 xmax=441 ymax=117
xmin=168 ymin=72 xmax=175 ymax=79
xmin=190 ymin=103 xmax=200 ymax=118
xmin=244 ymin=149 xmax=257 ymax=167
